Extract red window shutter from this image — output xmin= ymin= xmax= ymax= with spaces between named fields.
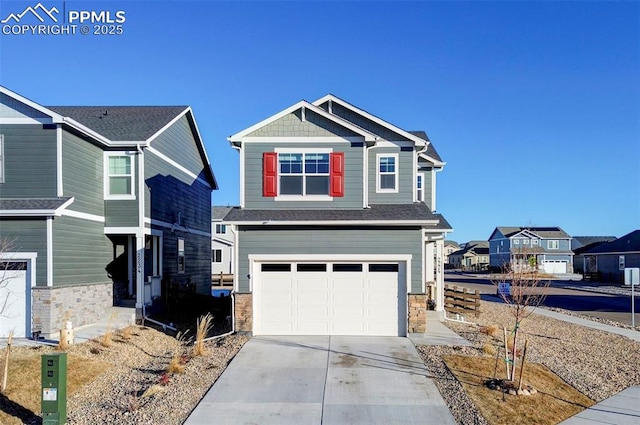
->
xmin=263 ymin=152 xmax=277 ymax=197
xmin=330 ymin=152 xmax=344 ymax=197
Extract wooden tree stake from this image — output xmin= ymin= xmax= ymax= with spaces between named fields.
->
xmin=1 ymin=331 xmax=13 ymax=392
xmin=518 ymin=339 xmax=529 ymax=391
xmin=503 ymin=326 xmax=510 ymax=380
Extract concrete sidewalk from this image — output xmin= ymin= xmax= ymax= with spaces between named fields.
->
xmin=408 ymin=310 xmax=472 ymax=346
xmin=534 ymin=307 xmax=640 ymax=342
xmin=184 ymin=335 xmax=457 ymax=425
xmin=558 ymin=386 xmax=640 ymax=425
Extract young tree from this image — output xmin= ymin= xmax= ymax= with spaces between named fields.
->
xmin=493 ymin=247 xmax=550 ymax=381
xmin=0 ymin=238 xmax=18 ymax=317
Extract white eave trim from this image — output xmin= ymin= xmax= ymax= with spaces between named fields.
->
xmin=418 ymin=152 xmax=446 ymax=168
xmin=225 ymin=220 xmax=440 ymax=226
xmin=0 ymin=86 xmax=64 ymax=123
xmin=228 ymin=100 xmax=378 ymax=144
xmin=312 ymin=94 xmax=428 ymax=147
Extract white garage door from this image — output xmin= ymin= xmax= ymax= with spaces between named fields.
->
xmin=543 ymin=260 xmax=567 ymax=274
xmin=0 ymin=262 xmax=28 ymax=338
xmin=254 ymin=262 xmax=405 ymax=336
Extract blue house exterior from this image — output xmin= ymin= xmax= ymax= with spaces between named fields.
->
xmin=488 ymin=227 xmax=573 ymax=274
xmin=225 ymin=95 xmax=452 ymax=336
xmin=0 ymin=86 xmax=216 ymax=338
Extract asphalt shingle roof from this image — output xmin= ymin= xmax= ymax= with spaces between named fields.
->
xmin=224 ymin=203 xmax=452 ymax=229
xmin=0 ymin=197 xmax=72 ymax=211
xmin=48 ymin=106 xmax=188 ymax=141
xmin=212 ymin=206 xmax=235 ymax=220
xmin=497 ymin=226 xmax=570 ymax=239
xmin=583 ymin=230 xmax=640 ymax=254
xmin=410 ymin=131 xmax=443 ymax=163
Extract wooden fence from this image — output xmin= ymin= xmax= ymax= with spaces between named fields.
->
xmin=444 ymin=285 xmax=481 ymax=317
xmin=211 ymin=272 xmax=234 ymax=289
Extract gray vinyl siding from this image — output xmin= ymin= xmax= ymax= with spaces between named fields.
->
xmin=243 ymin=141 xmax=364 ymax=209
xmin=61 ymin=129 xmax=104 ymax=216
xmin=0 ymin=94 xmax=49 ymax=119
xmin=0 ymin=218 xmax=48 ymax=286
xmin=368 ymin=147 xmax=414 ymax=204
xmin=0 ymin=124 xmax=57 ymax=197
xmin=52 ymin=215 xmax=112 ymax=286
xmin=319 ymin=102 xmax=411 ymax=142
xmin=105 ymin=200 xmax=139 ymax=227
xmin=150 ymin=115 xmax=210 ymax=179
xmin=161 ymin=230 xmax=212 ymax=295
xmin=145 ymin=151 xmax=212 ymax=233
xmin=236 ymin=226 xmax=423 ymax=293
xmin=247 ymin=110 xmax=360 ymax=138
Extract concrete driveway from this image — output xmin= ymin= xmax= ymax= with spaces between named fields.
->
xmin=185 ymin=335 xmax=456 ymax=425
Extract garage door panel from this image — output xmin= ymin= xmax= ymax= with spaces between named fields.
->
xmin=0 ymin=269 xmax=27 ymax=338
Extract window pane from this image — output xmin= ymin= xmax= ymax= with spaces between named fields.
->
xmin=109 ymin=176 xmax=131 ymax=194
xmin=305 ymin=153 xmax=329 ymax=174
xmin=297 ymin=263 xmax=327 ymax=272
xmin=380 ymin=157 xmax=395 ymax=172
xmin=333 ymin=264 xmax=363 ymax=272
xmin=261 ymin=263 xmax=292 ymax=272
xmin=306 ymin=176 xmax=329 ymax=195
xmin=380 ymin=174 xmax=395 ymax=189
xmin=279 ymin=153 xmax=302 ymax=174
xmin=280 ymin=176 xmax=303 ymax=194
xmin=109 ymin=156 xmax=130 ymax=174
xmin=369 ymin=263 xmax=399 ymax=272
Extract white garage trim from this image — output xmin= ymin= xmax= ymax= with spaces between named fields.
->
xmin=249 ymin=254 xmax=411 ymax=336
xmin=0 ymin=252 xmax=37 ymax=338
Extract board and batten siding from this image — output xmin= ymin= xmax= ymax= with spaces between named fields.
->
xmin=61 ymin=129 xmax=104 ymax=216
xmin=145 ymin=149 xmax=212 ymax=233
xmin=247 ymin=109 xmax=360 ymax=139
xmin=0 ymin=218 xmax=47 ymax=285
xmin=236 ymin=226 xmax=424 ymax=293
xmin=243 ymin=141 xmax=364 ymax=209
xmin=0 ymin=124 xmax=57 ymax=197
xmin=52 ymin=215 xmax=112 ymax=286
xmin=368 ymin=146 xmax=414 ymax=204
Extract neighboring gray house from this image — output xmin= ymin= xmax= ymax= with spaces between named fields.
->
xmin=449 ymin=241 xmax=489 ymax=271
xmin=572 ymin=236 xmax=617 ymax=274
xmin=443 ymin=240 xmax=460 ymax=265
xmin=0 ymin=86 xmax=217 ymax=338
xmin=224 ymin=94 xmax=452 ymax=336
xmin=581 ymin=230 xmax=640 ymax=283
xmin=211 ymin=206 xmax=235 ymax=275
xmin=489 ymin=227 xmax=573 ymax=274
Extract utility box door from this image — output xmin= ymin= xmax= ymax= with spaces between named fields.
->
xmin=41 ymin=353 xmax=67 ymax=425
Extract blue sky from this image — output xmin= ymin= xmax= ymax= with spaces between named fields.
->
xmin=1 ymin=1 xmax=638 ymax=243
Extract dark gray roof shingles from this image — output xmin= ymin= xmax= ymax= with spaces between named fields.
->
xmin=0 ymin=197 xmax=73 ymax=211
xmin=224 ymin=203 xmax=452 ymax=230
xmin=583 ymin=230 xmax=640 ymax=254
xmin=48 ymin=106 xmax=188 ymax=141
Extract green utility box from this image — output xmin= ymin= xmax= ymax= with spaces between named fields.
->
xmin=41 ymin=352 xmax=67 ymax=425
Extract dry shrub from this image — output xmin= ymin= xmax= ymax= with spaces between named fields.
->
xmin=141 ymin=384 xmax=165 ymax=398
xmin=482 ymin=342 xmax=497 ymax=356
xmin=167 ymin=355 xmax=185 ymax=374
xmin=58 ymin=330 xmax=69 ymax=351
xmin=101 ymin=313 xmax=117 ymax=348
xmin=480 ymin=324 xmax=500 ymax=338
xmin=120 ymin=326 xmax=133 ymax=341
xmin=192 ymin=313 xmax=213 ymax=357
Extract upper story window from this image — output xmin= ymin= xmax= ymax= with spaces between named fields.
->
xmin=547 ymin=240 xmax=559 ymax=250
xmin=263 ymin=149 xmax=344 ymax=199
xmin=215 ymin=224 xmax=227 ymax=234
xmin=532 ymin=239 xmax=539 ymax=245
xmin=416 ymin=173 xmax=424 ymax=202
xmin=376 ymin=154 xmax=398 ymax=193
xmin=0 ymin=134 xmax=4 ymax=184
xmin=514 ymin=239 xmax=520 ymax=245
xmin=104 ymin=152 xmax=135 ymax=200
xmin=523 ymin=239 xmax=529 ymax=245
xmin=177 ymin=238 xmax=185 ymax=273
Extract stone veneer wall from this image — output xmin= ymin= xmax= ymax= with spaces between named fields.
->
xmin=234 ymin=292 xmax=253 ymax=334
xmin=408 ymin=293 xmax=427 ymax=333
xmin=32 ymin=282 xmax=112 ymax=338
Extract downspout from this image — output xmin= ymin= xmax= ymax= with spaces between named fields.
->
xmin=135 ymin=144 xmax=145 ymax=322
xmin=363 ymin=140 xmax=377 ymax=208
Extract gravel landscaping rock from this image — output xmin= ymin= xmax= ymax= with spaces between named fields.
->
xmin=417 ymin=300 xmax=640 ymax=425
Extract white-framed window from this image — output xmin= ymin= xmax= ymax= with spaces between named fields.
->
xmin=215 ymin=224 xmax=226 ymax=234
xmin=376 ymin=153 xmax=398 ymax=193
xmin=0 ymin=134 xmax=4 ymax=184
xmin=177 ymin=238 xmax=185 ymax=273
xmin=532 ymin=239 xmax=539 ymax=245
xmin=212 ymin=249 xmax=222 ymax=263
xmin=547 ymin=240 xmax=559 ymax=250
xmin=104 ymin=152 xmax=135 ymax=200
xmin=619 ymin=255 xmax=625 ymax=270
xmin=276 ymin=148 xmax=331 ymax=198
xmin=523 ymin=239 xmax=529 ymax=245
xmin=514 ymin=239 xmax=520 ymax=245
xmin=416 ymin=172 xmax=424 ymax=202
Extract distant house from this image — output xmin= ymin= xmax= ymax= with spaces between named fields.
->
xmin=0 ymin=86 xmax=217 ymax=338
xmin=581 ymin=230 xmax=640 ymax=283
xmin=211 ymin=206 xmax=235 ymax=275
xmin=489 ymin=227 xmax=573 ymax=274
xmin=449 ymin=241 xmax=489 ymax=271
xmin=572 ymin=236 xmax=617 ymax=274
xmin=443 ymin=241 xmax=459 ymax=264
